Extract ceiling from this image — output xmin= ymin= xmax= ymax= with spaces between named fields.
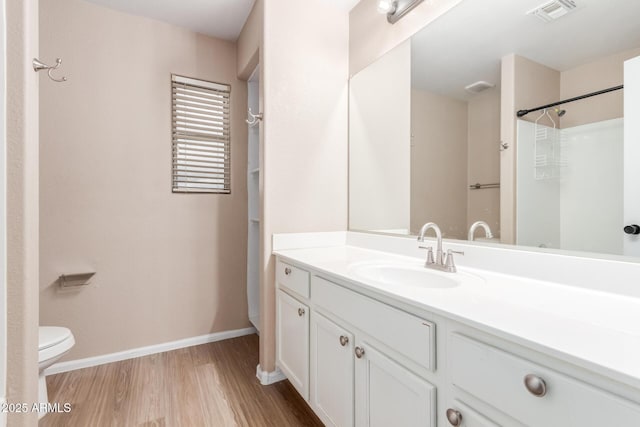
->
xmin=84 ymin=0 xmax=361 ymax=41
xmin=84 ymin=0 xmax=256 ymax=40
xmin=410 ymin=0 xmax=640 ymax=100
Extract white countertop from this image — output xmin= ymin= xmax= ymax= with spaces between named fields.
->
xmin=274 ymin=245 xmax=640 ymax=390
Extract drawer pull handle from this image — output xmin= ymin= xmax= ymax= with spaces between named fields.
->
xmin=284 ymin=267 xmax=292 ymax=276
xmin=355 ymin=346 xmax=365 ymax=359
xmin=446 ymin=408 xmax=463 ymax=426
xmin=297 ymin=308 xmax=305 ymax=317
xmin=524 ymin=374 xmax=547 ymax=397
xmin=339 ymin=335 xmax=349 ymax=346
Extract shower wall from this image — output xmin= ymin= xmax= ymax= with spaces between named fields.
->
xmin=516 ymin=118 xmax=623 ymax=254
xmin=516 ymin=120 xmax=561 ymax=249
xmin=508 ymin=48 xmax=639 ymax=248
xmin=559 ymin=118 xmax=623 ymax=254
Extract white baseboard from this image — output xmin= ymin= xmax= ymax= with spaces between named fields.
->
xmin=255 ymin=364 xmax=286 ymax=385
xmin=249 ymin=315 xmax=260 ymax=334
xmin=46 ymin=326 xmax=257 ymax=376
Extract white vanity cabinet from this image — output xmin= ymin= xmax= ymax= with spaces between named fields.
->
xmin=276 ymin=261 xmax=312 ymax=400
xmin=311 ymin=275 xmax=437 ymax=426
xmin=276 ymin=259 xmax=438 ymax=427
xmin=309 ymin=303 xmax=437 ymax=427
xmin=274 ymin=256 xmax=640 ymax=427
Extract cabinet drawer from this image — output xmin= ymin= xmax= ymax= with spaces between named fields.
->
xmin=450 ymin=334 xmax=640 ymax=426
xmin=276 ymin=260 xmax=310 ymax=298
xmin=312 ymin=276 xmax=434 ymax=372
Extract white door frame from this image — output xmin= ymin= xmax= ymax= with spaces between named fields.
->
xmin=624 ymin=55 xmax=640 ymax=257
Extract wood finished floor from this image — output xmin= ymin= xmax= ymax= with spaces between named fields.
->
xmin=40 ymin=334 xmax=323 ymax=427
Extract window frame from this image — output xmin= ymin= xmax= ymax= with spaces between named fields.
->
xmin=171 ymin=73 xmax=232 ymax=194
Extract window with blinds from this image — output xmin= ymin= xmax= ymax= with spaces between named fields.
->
xmin=172 ymin=74 xmax=231 ymax=194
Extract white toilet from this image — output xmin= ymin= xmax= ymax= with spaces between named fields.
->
xmin=38 ymin=326 xmax=75 ymax=417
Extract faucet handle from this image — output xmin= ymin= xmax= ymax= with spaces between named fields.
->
xmin=444 ymin=249 xmax=464 ymax=272
xmin=427 ymin=247 xmax=435 ymax=265
xmin=419 ymin=246 xmax=435 ymax=265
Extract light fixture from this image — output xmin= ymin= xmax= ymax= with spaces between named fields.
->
xmin=377 ymin=0 xmax=425 ymax=24
xmin=377 ymin=0 xmax=397 ymax=14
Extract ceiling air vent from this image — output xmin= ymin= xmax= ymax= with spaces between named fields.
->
xmin=528 ymin=0 xmax=577 ymax=22
xmin=465 ymin=81 xmax=495 ymax=94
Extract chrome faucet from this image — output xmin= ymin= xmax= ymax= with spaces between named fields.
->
xmin=468 ymin=221 xmax=493 ymax=241
xmin=417 ymin=223 xmax=463 ymax=273
xmin=418 ymin=222 xmax=444 ymax=266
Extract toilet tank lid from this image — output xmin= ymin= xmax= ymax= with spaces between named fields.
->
xmin=39 ymin=326 xmax=73 ymax=350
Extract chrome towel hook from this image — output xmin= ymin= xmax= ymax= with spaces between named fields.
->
xmin=246 ymin=108 xmax=263 ymax=127
xmin=33 ymin=57 xmax=67 ymax=82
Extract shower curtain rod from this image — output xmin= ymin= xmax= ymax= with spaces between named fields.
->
xmin=516 ymin=84 xmax=623 ymax=118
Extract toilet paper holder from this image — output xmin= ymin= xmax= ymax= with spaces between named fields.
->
xmin=59 ymin=272 xmax=96 ymax=288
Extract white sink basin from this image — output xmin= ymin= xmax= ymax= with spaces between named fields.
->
xmin=349 ymin=262 xmax=461 ymax=289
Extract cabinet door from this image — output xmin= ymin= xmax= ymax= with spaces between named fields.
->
xmin=310 ymin=312 xmax=355 ymax=427
xmin=277 ymin=290 xmax=309 ymax=400
xmin=355 ymin=342 xmax=436 ymax=427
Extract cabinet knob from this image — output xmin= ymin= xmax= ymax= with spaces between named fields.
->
xmin=446 ymin=408 xmax=463 ymax=426
xmin=524 ymin=374 xmax=547 ymax=397
xmin=284 ymin=267 xmax=292 ymax=275
xmin=624 ymin=224 xmax=640 ymax=235
xmin=354 ymin=346 xmax=365 ymax=358
xmin=297 ymin=308 xmax=305 ymax=317
xmin=339 ymin=335 xmax=349 ymax=346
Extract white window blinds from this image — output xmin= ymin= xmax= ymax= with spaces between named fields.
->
xmin=172 ymin=74 xmax=231 ymax=194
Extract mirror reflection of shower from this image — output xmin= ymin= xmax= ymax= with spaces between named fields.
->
xmin=516 ymin=94 xmax=623 ymax=255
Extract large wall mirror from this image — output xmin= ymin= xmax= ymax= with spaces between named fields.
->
xmin=349 ymin=0 xmax=640 ymax=259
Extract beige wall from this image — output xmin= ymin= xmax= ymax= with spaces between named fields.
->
xmin=349 ymin=0 xmax=462 ymax=76
xmin=560 ymin=47 xmax=640 ymax=128
xmin=39 ymin=0 xmax=249 ymax=360
xmin=467 ymin=88 xmax=501 ymax=235
xmin=500 ymin=54 xmax=560 ymax=244
xmin=410 ymin=87 xmax=500 ymax=240
xmin=410 ymin=89 xmax=467 ymax=239
xmin=350 ymin=41 xmax=411 ymax=232
xmin=260 ymin=0 xmax=349 ymax=371
xmin=6 ymin=0 xmax=40 ymax=424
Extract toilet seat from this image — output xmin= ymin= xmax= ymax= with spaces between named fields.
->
xmin=37 ymin=326 xmax=75 ymax=419
xmin=39 ymin=326 xmax=72 ymax=351
xmin=38 ymin=326 xmax=75 ymax=366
